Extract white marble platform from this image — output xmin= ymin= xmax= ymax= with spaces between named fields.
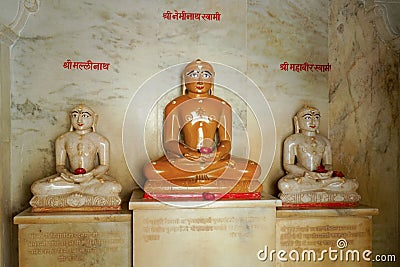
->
xmin=129 ymin=190 xmax=282 ymax=267
xmin=14 ymin=206 xmax=132 ymax=267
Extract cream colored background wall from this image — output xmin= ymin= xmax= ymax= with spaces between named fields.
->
xmin=0 ymin=1 xmax=329 ymax=265
xmin=2 ymin=0 xmax=397 ymax=266
xmin=2 ymin=0 xmax=329 ymax=208
xmin=246 ymin=0 xmax=329 ymax=194
xmin=329 ymin=0 xmax=400 ymax=263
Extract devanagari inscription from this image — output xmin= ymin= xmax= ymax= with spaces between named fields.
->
xmin=280 ymin=61 xmax=331 ymax=72
xmin=162 ymin=10 xmax=221 ymax=21
xmin=63 ymin=59 xmax=111 ymax=71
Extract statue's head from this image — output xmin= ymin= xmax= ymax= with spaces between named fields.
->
xmin=182 ymin=59 xmax=215 ymax=95
xmin=69 ymin=104 xmax=97 ymax=132
xmin=294 ymin=105 xmax=320 ymax=133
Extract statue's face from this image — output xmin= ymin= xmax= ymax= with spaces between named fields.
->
xmin=184 ymin=60 xmax=214 ymax=94
xmin=70 ymin=106 xmax=95 ymax=131
xmin=297 ymin=108 xmax=320 ymax=132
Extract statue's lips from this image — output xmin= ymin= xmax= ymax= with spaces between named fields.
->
xmin=196 ymin=85 xmax=204 ymax=89
xmin=78 ymin=123 xmax=84 ymax=126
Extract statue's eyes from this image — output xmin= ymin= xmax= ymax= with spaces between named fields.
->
xmin=187 ymin=71 xmax=199 ymax=78
xmin=315 ymin=115 xmax=320 ymax=120
xmin=82 ymin=113 xmax=90 ymax=118
xmin=304 ymin=115 xmax=311 ymax=120
xmin=202 ymin=72 xmax=212 ymax=79
xmin=72 ymin=113 xmax=78 ymax=118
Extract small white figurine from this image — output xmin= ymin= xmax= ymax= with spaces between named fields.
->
xmin=30 ymin=104 xmax=122 ymax=211
xmin=278 ymin=105 xmax=360 ymax=206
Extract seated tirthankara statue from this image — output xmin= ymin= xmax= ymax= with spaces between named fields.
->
xmin=143 ymin=59 xmax=262 ymax=200
xmin=277 ymin=105 xmax=360 ymax=206
xmin=30 ymin=104 xmax=122 ymax=211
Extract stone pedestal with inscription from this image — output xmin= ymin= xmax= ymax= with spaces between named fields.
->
xmin=129 ymin=190 xmax=281 ymax=267
xmin=275 ymin=206 xmax=378 ymax=266
xmin=14 ymin=206 xmax=131 ymax=267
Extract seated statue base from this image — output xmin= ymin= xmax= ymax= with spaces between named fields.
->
xmin=143 ymin=179 xmax=262 ymax=200
xmin=144 ymin=192 xmax=261 ymax=200
xmin=279 ymin=191 xmax=361 ymax=208
xmin=30 ymin=193 xmax=121 ymax=212
xmin=13 ymin=206 xmax=131 ymax=266
xmin=130 ymin=189 xmax=280 ymax=267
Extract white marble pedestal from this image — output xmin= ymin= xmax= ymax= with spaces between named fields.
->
xmin=14 ymin=206 xmax=132 ymax=267
xmin=129 ymin=190 xmax=281 ymax=267
xmin=275 ymin=206 xmax=379 ymax=267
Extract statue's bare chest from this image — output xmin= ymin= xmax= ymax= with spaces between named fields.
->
xmin=65 ymin=134 xmax=98 ymax=157
xmin=296 ymin=136 xmax=325 ymax=157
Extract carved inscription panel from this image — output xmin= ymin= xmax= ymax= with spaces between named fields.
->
xmin=133 ymin=207 xmax=276 ymax=267
xmin=18 ymin=221 xmax=131 ymax=267
xmin=276 ymin=216 xmax=372 ymax=267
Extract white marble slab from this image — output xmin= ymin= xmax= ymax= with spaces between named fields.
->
xmin=276 ymin=206 xmax=378 ymax=267
xmin=130 ymin=191 xmax=281 ymax=267
xmin=14 ymin=207 xmax=132 ymax=267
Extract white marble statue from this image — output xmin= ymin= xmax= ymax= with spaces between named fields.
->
xmin=30 ymin=104 xmax=122 ymax=211
xmin=278 ymin=105 xmax=360 ymax=205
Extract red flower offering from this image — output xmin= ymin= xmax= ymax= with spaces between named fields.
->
xmin=202 ymin=192 xmax=216 ymax=200
xmin=333 ymin=170 xmax=345 ymax=177
xmin=315 ymin=165 xmax=329 ymax=173
xmin=199 ymin=147 xmax=213 ymax=154
xmin=74 ymin=168 xmax=86 ymax=175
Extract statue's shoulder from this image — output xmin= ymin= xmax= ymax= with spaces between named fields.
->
xmin=164 ymin=95 xmax=189 ymax=113
xmin=316 ymin=134 xmax=331 ymax=144
xmin=208 ymin=95 xmax=231 ymax=107
xmin=56 ymin=131 xmax=72 ymax=142
xmin=285 ymin=133 xmax=302 ymax=142
xmin=89 ymin=132 xmax=109 ymax=143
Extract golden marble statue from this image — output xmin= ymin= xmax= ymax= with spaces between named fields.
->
xmin=30 ymin=104 xmax=122 ymax=211
xmin=278 ymin=106 xmax=360 ymax=205
xmin=143 ymin=59 xmax=262 ymax=199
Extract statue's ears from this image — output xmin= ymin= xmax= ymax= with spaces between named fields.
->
xmin=92 ymin=114 xmax=98 ymax=132
xmin=294 ymin=115 xmax=299 ymax=133
xmin=69 ymin=114 xmax=74 ymax=132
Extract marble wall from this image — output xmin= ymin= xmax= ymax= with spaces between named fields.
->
xmin=0 ymin=43 xmax=12 ymax=267
xmin=329 ymin=0 xmax=400 ymax=261
xmin=246 ymin=0 xmax=329 ymax=194
xmin=2 ymin=0 xmax=398 ymax=266
xmin=0 ymin=0 xmax=330 ymax=265
xmin=2 ymin=0 xmax=329 ymax=207
xmin=8 ymin=0 xmax=248 ymax=209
